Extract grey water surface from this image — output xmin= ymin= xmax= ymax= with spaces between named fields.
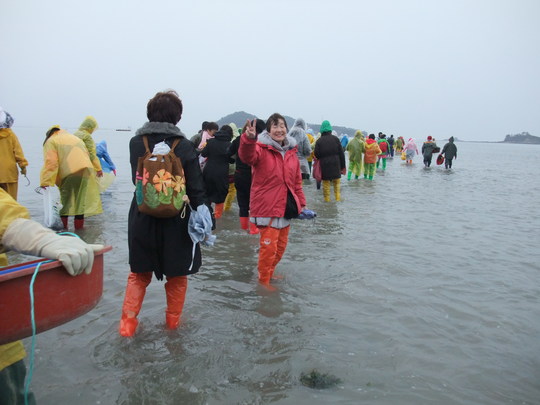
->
xmin=11 ymin=128 xmax=540 ymax=404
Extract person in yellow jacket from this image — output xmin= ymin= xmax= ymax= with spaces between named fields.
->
xmin=74 ymin=116 xmax=103 ymax=177
xmin=0 ymin=108 xmax=28 ymax=200
xmin=40 ymin=126 xmax=103 ymax=229
xmin=306 ymin=129 xmax=315 ymax=175
xmin=0 ymin=188 xmax=102 ymax=404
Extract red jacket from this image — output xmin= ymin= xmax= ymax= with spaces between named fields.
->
xmin=239 ymin=132 xmax=306 ymax=218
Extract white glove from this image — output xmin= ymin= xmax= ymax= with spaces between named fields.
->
xmin=2 ymin=218 xmax=104 ymax=276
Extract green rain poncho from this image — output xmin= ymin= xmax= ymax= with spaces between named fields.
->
xmin=74 ymin=116 xmax=102 ymax=172
xmin=346 ymin=130 xmax=365 ymax=177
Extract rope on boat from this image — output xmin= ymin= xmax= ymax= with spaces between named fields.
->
xmin=24 ymin=231 xmax=81 ymax=405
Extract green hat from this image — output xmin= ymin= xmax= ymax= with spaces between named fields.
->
xmin=320 ymin=120 xmax=332 ymax=133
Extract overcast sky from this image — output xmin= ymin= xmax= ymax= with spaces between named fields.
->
xmin=2 ymin=0 xmax=539 ymax=141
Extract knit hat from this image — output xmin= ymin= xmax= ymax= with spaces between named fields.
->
xmin=427 ymin=136 xmax=432 ymax=140
xmin=320 ymin=120 xmax=332 ymax=133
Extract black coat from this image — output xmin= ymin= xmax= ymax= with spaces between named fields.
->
xmin=422 ymin=141 xmax=438 ymax=158
xmin=314 ymin=133 xmax=346 ymax=180
xmin=128 ymin=122 xmax=207 ymax=280
xmin=442 ymin=139 xmax=457 ymax=159
xmin=229 ymin=135 xmax=251 ymax=178
xmin=201 ymin=130 xmax=232 ymax=203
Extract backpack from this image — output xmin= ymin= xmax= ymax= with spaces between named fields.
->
xmin=135 ymin=136 xmax=189 ymax=218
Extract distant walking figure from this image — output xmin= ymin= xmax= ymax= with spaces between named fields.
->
xmin=403 ymin=137 xmax=419 ymax=165
xmin=441 ymin=136 xmax=458 ymax=169
xmin=422 ymin=136 xmax=438 ymax=168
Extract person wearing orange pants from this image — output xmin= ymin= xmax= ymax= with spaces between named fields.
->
xmin=257 ymin=225 xmax=290 ymax=284
xmin=239 ymin=113 xmax=308 ymax=290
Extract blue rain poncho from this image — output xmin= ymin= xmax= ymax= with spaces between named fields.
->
xmin=96 ymin=140 xmax=116 ymax=173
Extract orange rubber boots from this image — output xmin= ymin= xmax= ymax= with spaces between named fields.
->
xmin=119 ymin=272 xmax=152 ymax=337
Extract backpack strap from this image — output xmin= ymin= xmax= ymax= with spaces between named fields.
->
xmin=169 ymin=138 xmax=181 ymax=155
xmin=142 ymin=135 xmax=151 ymax=153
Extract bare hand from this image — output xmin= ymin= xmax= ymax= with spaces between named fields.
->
xmin=97 ymin=170 xmax=104 ymax=177
xmin=245 ymin=119 xmax=257 ymax=139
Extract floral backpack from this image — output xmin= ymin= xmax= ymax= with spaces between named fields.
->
xmin=135 ymin=136 xmax=189 ymax=218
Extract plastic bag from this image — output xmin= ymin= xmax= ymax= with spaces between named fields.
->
xmin=43 ymin=186 xmax=64 ymax=230
xmin=298 ymin=209 xmax=317 ymax=220
xmin=149 ymin=141 xmax=170 ymax=161
xmin=313 ymin=159 xmax=322 ymax=182
xmin=97 ymin=171 xmax=116 ymax=192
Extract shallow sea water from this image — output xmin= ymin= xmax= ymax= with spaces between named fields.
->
xmin=10 ymin=128 xmax=540 ymax=404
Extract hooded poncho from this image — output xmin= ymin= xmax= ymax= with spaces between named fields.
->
xmin=74 ymin=116 xmax=102 ymax=172
xmin=288 ymin=118 xmax=312 ymax=175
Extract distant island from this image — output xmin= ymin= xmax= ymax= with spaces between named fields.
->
xmin=502 ymin=132 xmax=540 ymax=144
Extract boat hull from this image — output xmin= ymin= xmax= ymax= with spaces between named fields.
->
xmin=0 ymin=246 xmax=112 ymax=344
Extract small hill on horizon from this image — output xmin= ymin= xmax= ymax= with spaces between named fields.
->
xmin=502 ymin=132 xmax=540 ymax=144
xmin=216 ymin=111 xmax=359 ymax=136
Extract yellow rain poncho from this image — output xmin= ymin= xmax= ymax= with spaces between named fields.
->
xmin=306 ymin=131 xmax=315 ymax=163
xmin=40 ymin=129 xmax=102 ymax=216
xmin=74 ymin=116 xmax=102 ymax=173
xmin=0 ymin=188 xmax=30 ymax=372
xmin=0 ymin=128 xmax=29 ymax=200
xmin=0 ymin=128 xmax=28 ymax=183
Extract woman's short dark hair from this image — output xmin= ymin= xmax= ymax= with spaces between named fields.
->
xmin=147 ymin=90 xmax=183 ymax=124
xmin=206 ymin=122 xmax=219 ymax=131
xmin=266 ymin=113 xmax=288 ymax=132
xmin=220 ymin=125 xmax=233 ymax=140
xmin=255 ymin=119 xmax=266 ymax=135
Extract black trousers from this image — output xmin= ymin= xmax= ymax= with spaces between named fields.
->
xmin=234 ymin=173 xmax=251 ymax=217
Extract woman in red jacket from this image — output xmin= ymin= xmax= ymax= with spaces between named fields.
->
xmin=239 ymin=113 xmax=307 ymax=290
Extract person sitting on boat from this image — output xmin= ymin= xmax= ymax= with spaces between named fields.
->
xmin=0 ymin=187 xmax=103 ymax=404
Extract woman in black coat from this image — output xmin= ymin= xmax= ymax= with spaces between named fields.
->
xmin=314 ymin=120 xmax=346 ymax=202
xmin=228 ymin=119 xmax=265 ymax=234
xmin=120 ymin=90 xmax=207 ymax=337
xmin=200 ymin=125 xmax=233 ymax=219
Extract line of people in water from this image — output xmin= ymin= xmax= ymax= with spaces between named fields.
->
xmin=0 ymin=96 xmax=459 ymax=402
